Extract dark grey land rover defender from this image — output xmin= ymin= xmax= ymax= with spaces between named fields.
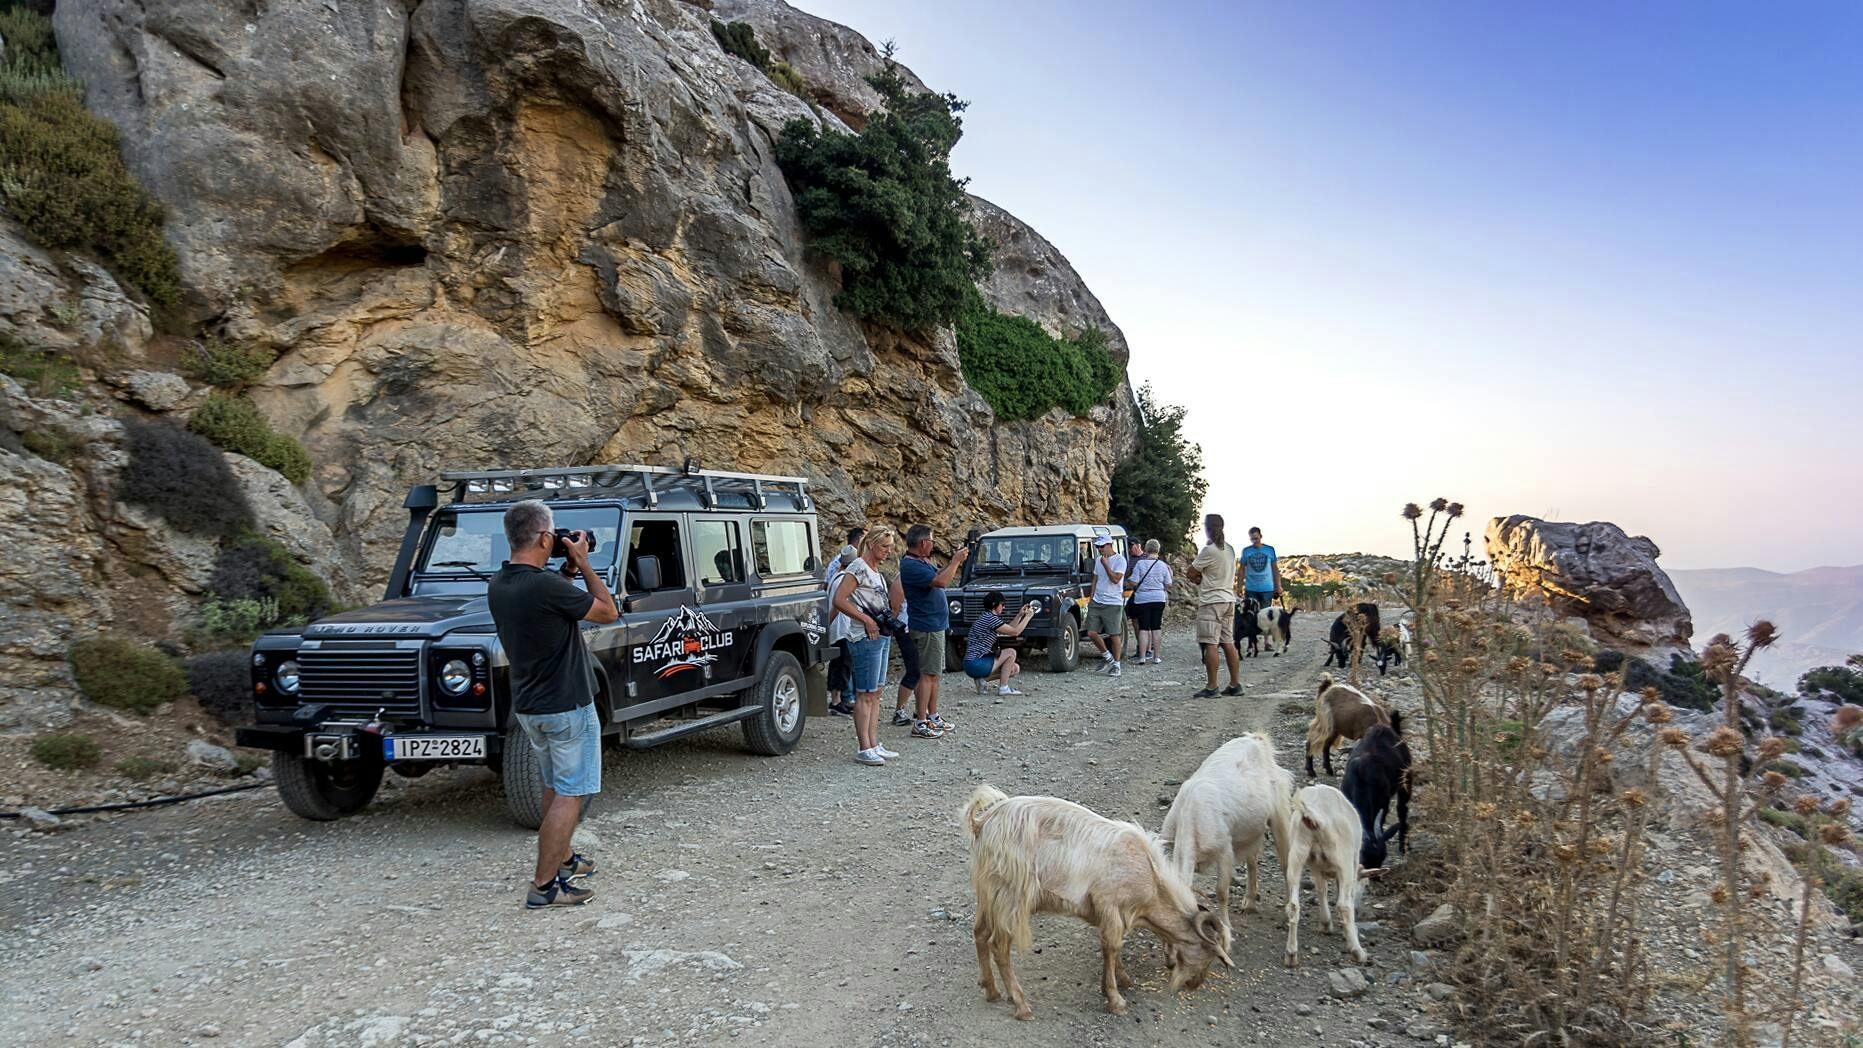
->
xmin=235 ymin=463 xmax=831 ymax=827
xmin=944 ymin=524 xmax=1128 ymax=673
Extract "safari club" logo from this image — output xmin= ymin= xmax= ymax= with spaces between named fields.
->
xmin=633 ymin=606 xmax=733 ymax=680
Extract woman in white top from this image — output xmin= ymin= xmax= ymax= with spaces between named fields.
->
xmin=831 ymin=526 xmax=898 ymax=766
xmin=1128 ymin=539 xmax=1174 ymax=664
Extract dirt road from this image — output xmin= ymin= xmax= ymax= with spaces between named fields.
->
xmin=2 ymin=622 xmax=1447 ymax=1047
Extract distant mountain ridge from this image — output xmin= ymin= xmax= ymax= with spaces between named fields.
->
xmin=1669 ymin=564 xmax=1863 ymax=687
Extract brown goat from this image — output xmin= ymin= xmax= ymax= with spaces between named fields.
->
xmin=1305 ymin=673 xmax=1389 ymax=777
xmin=962 ymin=784 xmax=1233 ymax=1019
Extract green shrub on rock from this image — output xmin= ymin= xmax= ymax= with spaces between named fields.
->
xmin=68 ymin=635 xmax=188 ymax=713
xmin=711 ymin=19 xmax=770 ymax=70
xmin=176 ymin=338 xmax=274 ymax=388
xmin=0 ymin=7 xmax=181 ymax=305
xmin=186 ymin=394 xmax=312 ymax=484
xmin=776 ymin=54 xmax=992 ymax=332
xmin=119 ymin=417 xmax=255 ymax=536
xmin=0 ymin=337 xmax=81 ymax=398
xmin=954 ymin=296 xmax=1121 ymax=421
xmin=210 ymin=532 xmax=331 ymax=625
xmin=32 ymin=732 xmax=102 ymax=770
xmin=115 ymin=755 xmax=175 ymax=780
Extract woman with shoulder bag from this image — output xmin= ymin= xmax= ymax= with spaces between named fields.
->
xmin=1129 ymin=539 xmax=1174 ymax=665
xmin=831 ymin=526 xmax=899 ymax=766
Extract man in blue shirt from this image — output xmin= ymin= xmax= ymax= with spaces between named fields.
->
xmin=898 ymin=524 xmax=968 ymax=735
xmin=1240 ymin=526 xmax=1280 ymax=612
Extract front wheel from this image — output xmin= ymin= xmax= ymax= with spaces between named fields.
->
xmin=1043 ymin=614 xmax=1081 ymax=673
xmin=742 ymin=651 xmax=807 ymax=756
xmin=274 ymin=753 xmax=383 ymax=821
xmin=502 ymin=723 xmax=545 ymax=830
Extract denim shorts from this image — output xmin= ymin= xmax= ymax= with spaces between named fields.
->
xmin=963 ymin=655 xmax=996 ymax=680
xmin=847 ymin=635 xmax=892 ymax=694
xmin=515 ymin=701 xmax=601 ymax=797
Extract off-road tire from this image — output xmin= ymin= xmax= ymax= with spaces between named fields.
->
xmin=502 ymin=723 xmax=545 ymax=830
xmin=946 ymin=635 xmax=967 ymax=672
xmin=742 ymin=651 xmax=807 ymax=756
xmin=273 ymin=753 xmax=383 ymax=821
xmin=1044 ymin=614 xmax=1081 ymax=673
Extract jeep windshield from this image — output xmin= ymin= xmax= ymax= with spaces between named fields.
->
xmin=975 ymin=536 xmax=1074 ymax=574
xmin=414 ymin=507 xmax=623 ymax=590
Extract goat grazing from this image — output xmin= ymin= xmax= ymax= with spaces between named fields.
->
xmin=1305 ymin=673 xmax=1389 ymax=777
xmin=1161 ymin=733 xmax=1293 ymax=935
xmin=1340 ymin=711 xmax=1410 ymax=870
xmin=1283 ymin=784 xmax=1376 ymax=967
xmin=962 ymin=785 xmax=1233 ymax=1020
xmin=1236 ymin=596 xmax=1262 ymax=656
xmin=1256 ymin=605 xmax=1294 ymax=655
xmin=1323 ymin=602 xmax=1384 ymax=671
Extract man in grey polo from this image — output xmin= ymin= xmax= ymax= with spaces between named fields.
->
xmin=1083 ymin=535 xmax=1126 ymax=677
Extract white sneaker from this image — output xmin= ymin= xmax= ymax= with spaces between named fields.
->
xmin=854 ymin=748 xmax=885 ymax=766
xmin=998 ymin=686 xmax=1023 ymax=696
xmin=874 ymin=743 xmax=899 ymax=759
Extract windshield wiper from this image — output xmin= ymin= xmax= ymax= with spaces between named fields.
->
xmin=430 ymin=560 xmax=492 ymax=581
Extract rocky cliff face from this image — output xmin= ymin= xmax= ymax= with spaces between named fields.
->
xmin=1 ymin=0 xmax=1133 ymax=727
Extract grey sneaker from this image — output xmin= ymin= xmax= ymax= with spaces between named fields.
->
xmin=1108 ymin=662 xmax=1122 ymax=678
xmin=560 ymin=851 xmax=597 ymax=879
xmin=891 ymin=709 xmax=913 ymax=727
xmin=526 ymin=874 xmax=594 ymax=909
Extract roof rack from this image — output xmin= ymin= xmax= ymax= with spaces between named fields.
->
xmin=436 ymin=462 xmax=812 ymax=511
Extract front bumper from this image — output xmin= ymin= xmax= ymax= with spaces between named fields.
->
xmin=235 ymin=724 xmax=504 ymax=763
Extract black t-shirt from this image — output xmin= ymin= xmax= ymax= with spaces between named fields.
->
xmin=487 ymin=562 xmax=596 ymax=715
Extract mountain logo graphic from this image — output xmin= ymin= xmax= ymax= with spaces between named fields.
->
xmin=634 ymin=605 xmax=733 ymax=679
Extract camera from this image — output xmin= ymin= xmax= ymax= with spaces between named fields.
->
xmin=550 ymin=528 xmax=599 ymax=558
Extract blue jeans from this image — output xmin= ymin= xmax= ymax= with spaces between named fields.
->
xmin=515 ymin=702 xmax=601 ymax=797
xmin=848 ymin=635 xmax=892 ymax=694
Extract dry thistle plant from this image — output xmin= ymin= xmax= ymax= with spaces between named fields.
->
xmin=1398 ymin=497 xmax=1668 ymax=1044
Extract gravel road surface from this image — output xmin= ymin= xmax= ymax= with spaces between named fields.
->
xmin=2 ymin=623 xmax=1451 ymax=1047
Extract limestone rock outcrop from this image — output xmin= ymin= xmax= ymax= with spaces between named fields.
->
xmin=48 ymin=0 xmax=1135 ymax=597
xmin=1485 ymin=515 xmax=1694 ymax=649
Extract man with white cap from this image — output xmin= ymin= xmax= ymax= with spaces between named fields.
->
xmin=1083 ymin=534 xmax=1127 ymax=677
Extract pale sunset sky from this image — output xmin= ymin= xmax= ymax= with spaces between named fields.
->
xmin=804 ymin=0 xmax=1863 ymax=572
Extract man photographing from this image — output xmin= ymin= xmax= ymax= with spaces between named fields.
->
xmin=487 ymin=499 xmax=619 ymax=908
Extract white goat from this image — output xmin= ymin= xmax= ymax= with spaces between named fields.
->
xmin=1283 ymin=783 xmax=1376 ymax=967
xmin=962 ymin=784 xmax=1233 ymax=1020
xmin=1161 ymin=733 xmax=1293 ymax=934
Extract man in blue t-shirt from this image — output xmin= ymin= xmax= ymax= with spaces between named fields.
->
xmin=1240 ymin=526 xmax=1280 ymax=611
xmin=898 ymin=524 xmax=968 ymax=735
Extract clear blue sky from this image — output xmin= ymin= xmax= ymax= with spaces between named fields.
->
xmin=806 ymin=0 xmax=1863 ymax=571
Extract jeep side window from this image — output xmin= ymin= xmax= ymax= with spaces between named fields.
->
xmin=692 ymin=520 xmax=743 ymax=585
xmin=1078 ymin=541 xmax=1093 ymax=574
xmin=751 ymin=519 xmax=812 ymax=577
xmin=626 ymin=519 xmax=686 ymax=592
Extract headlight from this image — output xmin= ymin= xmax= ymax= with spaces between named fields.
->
xmin=948 ymin=599 xmax=962 ymax=615
xmin=1026 ymin=598 xmax=1043 ymax=612
xmin=251 ymin=652 xmax=266 ymax=668
xmin=273 ymin=659 xmax=300 ymax=694
xmin=439 ymin=659 xmax=471 ymax=694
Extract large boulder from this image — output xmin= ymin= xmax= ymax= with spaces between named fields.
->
xmin=54 ymin=0 xmax=1137 ymax=594
xmin=1486 ymin=516 xmax=1693 ymax=649
xmin=709 ymin=0 xmax=929 ymax=129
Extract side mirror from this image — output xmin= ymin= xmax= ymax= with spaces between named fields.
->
xmin=634 ymin=555 xmax=662 ymax=592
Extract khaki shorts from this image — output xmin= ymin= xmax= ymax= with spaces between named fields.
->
xmin=912 ymin=629 xmax=946 ymax=675
xmin=1195 ymin=602 xmax=1236 ymax=645
xmin=1084 ymin=602 xmax=1124 ymax=637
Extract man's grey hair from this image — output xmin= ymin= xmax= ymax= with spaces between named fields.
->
xmin=504 ymin=499 xmax=554 ymax=553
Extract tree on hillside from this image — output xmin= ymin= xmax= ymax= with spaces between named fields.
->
xmin=774 ymin=47 xmax=992 ymax=333
xmin=1110 ymin=385 xmax=1206 ymax=554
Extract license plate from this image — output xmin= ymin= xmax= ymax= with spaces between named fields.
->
xmin=383 ymin=735 xmax=486 ymax=761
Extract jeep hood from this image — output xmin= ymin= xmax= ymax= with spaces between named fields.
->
xmin=302 ymin=597 xmax=493 ymax=638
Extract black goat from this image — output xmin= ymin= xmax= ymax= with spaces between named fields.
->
xmin=1340 ymin=710 xmax=1410 ymax=870
xmin=1236 ymin=596 xmax=1262 ymax=657
xmin=1324 ymin=603 xmax=1383 ymax=669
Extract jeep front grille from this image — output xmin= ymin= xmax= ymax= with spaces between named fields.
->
xmin=297 ymin=646 xmax=422 ymax=713
xmin=962 ymin=593 xmax=1040 ymax=620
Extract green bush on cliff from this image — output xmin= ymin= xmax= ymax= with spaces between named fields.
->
xmin=0 ymin=5 xmax=181 ymax=306
xmin=68 ymin=635 xmax=188 ymax=714
xmin=711 ymin=20 xmax=771 ymax=71
xmin=776 ymin=51 xmax=991 ymax=332
xmin=1109 ymin=385 xmax=1207 ymax=554
xmin=177 ymin=337 xmax=275 ymax=388
xmin=209 ymin=532 xmax=331 ymax=626
xmin=120 ymin=417 xmax=255 ymax=536
xmin=187 ymin=393 xmax=312 ymax=484
xmin=32 ymin=732 xmax=103 ymax=770
xmin=954 ymin=294 xmax=1122 ymax=420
